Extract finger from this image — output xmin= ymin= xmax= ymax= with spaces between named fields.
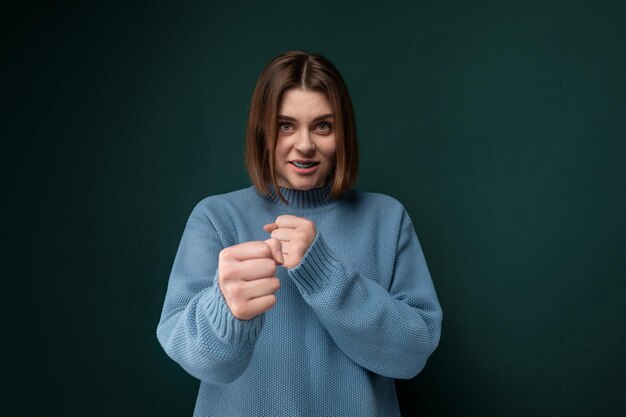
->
xmin=264 ymin=238 xmax=284 ymax=265
xmin=263 ymin=223 xmax=278 ymax=233
xmin=245 ymin=294 xmax=277 ymax=317
xmin=270 ymin=228 xmax=296 ymax=242
xmin=239 ymin=277 xmax=280 ymax=299
xmin=237 ymin=258 xmax=277 ymax=280
xmin=274 ymin=214 xmax=306 ymax=229
xmin=221 ymin=241 xmax=273 ymax=261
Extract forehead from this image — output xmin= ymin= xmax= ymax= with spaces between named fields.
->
xmin=278 ymin=88 xmax=332 ymax=118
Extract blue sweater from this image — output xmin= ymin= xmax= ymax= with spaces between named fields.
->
xmin=157 ymin=185 xmax=442 ymax=416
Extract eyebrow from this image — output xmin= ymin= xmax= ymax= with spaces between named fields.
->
xmin=277 ymin=113 xmax=334 ymax=123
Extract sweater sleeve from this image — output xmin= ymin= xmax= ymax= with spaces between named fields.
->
xmin=156 ymin=211 xmax=264 ymax=384
xmin=287 ymin=210 xmax=442 ymax=379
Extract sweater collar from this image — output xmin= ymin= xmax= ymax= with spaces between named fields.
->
xmin=261 ymin=184 xmax=340 ymax=210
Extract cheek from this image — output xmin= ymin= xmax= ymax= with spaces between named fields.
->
xmin=274 ymin=140 xmax=287 ymax=160
xmin=329 ymin=150 xmax=337 ymax=165
xmin=323 ymin=140 xmax=337 ymax=164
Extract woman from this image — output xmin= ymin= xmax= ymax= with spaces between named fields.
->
xmin=157 ymin=50 xmax=442 ymax=416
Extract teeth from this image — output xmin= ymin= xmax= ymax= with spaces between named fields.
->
xmin=293 ymin=161 xmax=316 ymax=169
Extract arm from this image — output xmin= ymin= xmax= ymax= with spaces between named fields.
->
xmin=288 ymin=211 xmax=443 ymax=379
xmin=156 ymin=215 xmax=264 ymax=384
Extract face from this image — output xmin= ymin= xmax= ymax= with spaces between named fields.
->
xmin=274 ymin=88 xmax=337 ymax=190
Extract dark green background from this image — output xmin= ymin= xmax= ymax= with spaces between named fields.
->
xmin=3 ymin=1 xmax=625 ymax=416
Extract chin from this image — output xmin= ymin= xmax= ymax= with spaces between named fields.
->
xmin=277 ymin=172 xmax=331 ymax=190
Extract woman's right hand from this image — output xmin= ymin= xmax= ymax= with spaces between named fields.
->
xmin=217 ymin=239 xmax=283 ymax=320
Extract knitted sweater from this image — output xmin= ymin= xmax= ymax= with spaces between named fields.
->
xmin=157 ymin=185 xmax=442 ymax=417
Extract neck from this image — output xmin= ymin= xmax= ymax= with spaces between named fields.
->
xmin=262 ymin=184 xmax=339 ymax=210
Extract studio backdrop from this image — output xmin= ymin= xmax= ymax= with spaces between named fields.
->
xmin=3 ymin=1 xmax=625 ymax=416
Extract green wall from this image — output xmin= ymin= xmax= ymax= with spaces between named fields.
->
xmin=3 ymin=1 xmax=625 ymax=416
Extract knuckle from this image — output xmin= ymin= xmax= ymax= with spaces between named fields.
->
xmin=264 ymin=258 xmax=277 ymax=275
xmin=218 ymin=264 xmax=236 ymax=281
xmin=230 ymin=300 xmax=246 ymax=318
xmin=260 ymin=242 xmax=272 ymax=257
xmin=219 ymin=281 xmax=233 ymax=298
xmin=218 ymin=283 xmax=229 ymax=298
xmin=270 ymin=237 xmax=283 ymax=250
xmin=228 ymin=283 xmax=243 ymax=298
xmin=219 ymin=246 xmax=233 ymax=260
xmin=302 ymin=219 xmax=314 ymax=230
xmin=266 ymin=294 xmax=277 ymax=308
xmin=217 ymin=266 xmax=229 ymax=282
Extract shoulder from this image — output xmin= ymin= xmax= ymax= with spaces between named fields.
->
xmin=346 ymin=189 xmax=407 ymax=214
xmin=196 ymin=186 xmax=258 ymax=207
xmin=188 ymin=186 xmax=260 ymax=223
xmin=336 ymin=189 xmax=411 ymax=229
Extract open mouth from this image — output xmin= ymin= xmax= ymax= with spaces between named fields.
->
xmin=290 ymin=161 xmax=319 ymax=169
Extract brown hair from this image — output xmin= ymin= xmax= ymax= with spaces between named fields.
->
xmin=245 ymin=50 xmax=359 ymax=202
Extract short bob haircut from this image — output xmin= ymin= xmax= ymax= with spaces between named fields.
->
xmin=245 ymin=50 xmax=359 ymax=202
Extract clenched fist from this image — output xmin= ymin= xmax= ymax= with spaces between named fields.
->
xmin=264 ymin=215 xmax=317 ymax=269
xmin=218 ymin=238 xmax=283 ymax=320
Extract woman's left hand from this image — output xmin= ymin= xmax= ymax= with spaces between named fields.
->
xmin=263 ymin=215 xmax=316 ymax=269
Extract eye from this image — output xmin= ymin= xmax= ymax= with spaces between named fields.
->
xmin=316 ymin=121 xmax=332 ymax=133
xmin=279 ymin=122 xmax=294 ymax=132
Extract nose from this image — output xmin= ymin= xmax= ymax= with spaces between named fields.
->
xmin=294 ymin=130 xmax=315 ymax=154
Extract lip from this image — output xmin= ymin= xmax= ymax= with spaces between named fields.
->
xmin=289 ymin=160 xmax=320 ymax=174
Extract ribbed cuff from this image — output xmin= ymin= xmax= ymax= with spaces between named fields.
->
xmin=288 ymin=233 xmax=340 ymax=295
xmin=203 ymin=282 xmax=265 ymax=343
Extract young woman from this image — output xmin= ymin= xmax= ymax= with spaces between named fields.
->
xmin=157 ymin=50 xmax=442 ymax=416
